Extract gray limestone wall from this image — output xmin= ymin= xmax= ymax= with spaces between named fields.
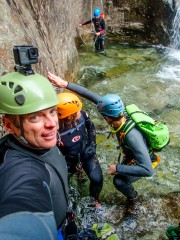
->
xmin=0 ymin=0 xmax=176 ymax=79
xmin=105 ymin=0 xmax=175 ymax=45
xmin=0 ymin=0 xmax=85 ymax=79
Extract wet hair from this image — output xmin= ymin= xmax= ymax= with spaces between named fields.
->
xmin=58 ymin=112 xmax=77 ymax=130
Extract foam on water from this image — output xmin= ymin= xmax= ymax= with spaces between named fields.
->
xmin=156 ymin=48 xmax=180 ymax=82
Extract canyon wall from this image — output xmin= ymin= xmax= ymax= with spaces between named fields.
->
xmin=0 ymin=0 xmax=177 ymax=78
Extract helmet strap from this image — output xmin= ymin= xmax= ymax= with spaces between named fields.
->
xmin=19 ymin=116 xmax=28 ymax=145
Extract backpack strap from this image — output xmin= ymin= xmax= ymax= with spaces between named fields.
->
xmin=119 ymin=119 xmax=135 ymax=144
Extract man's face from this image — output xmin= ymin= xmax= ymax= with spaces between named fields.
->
xmin=3 ymin=107 xmax=58 ymax=149
xmin=103 ymin=115 xmax=120 ymax=128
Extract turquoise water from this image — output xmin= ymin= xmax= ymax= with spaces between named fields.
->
xmin=70 ymin=40 xmax=180 ymax=240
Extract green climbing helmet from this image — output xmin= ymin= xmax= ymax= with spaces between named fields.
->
xmin=0 ymin=72 xmax=60 ymax=115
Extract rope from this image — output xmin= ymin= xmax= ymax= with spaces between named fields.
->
xmin=91 ymin=0 xmax=95 ymax=33
xmin=78 ymin=26 xmax=94 ymax=34
xmin=100 ymin=0 xmax=104 ymax=12
xmin=77 ymin=26 xmax=94 ymax=45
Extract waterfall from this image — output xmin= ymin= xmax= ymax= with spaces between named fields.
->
xmin=156 ymin=5 xmax=180 ymax=82
xmin=171 ymin=6 xmax=180 ymax=49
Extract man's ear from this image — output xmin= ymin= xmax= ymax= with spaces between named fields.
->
xmin=2 ymin=116 xmax=16 ymax=134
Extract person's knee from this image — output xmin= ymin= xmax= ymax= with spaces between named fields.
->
xmin=113 ymin=176 xmax=125 ymax=189
xmin=90 ymin=172 xmax=103 ymax=185
xmin=89 ymin=167 xmax=103 ymax=185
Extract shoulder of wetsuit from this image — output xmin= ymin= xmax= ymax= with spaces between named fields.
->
xmin=80 ymin=110 xmax=89 ymax=120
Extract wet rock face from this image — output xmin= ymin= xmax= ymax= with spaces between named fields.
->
xmin=0 ymin=0 xmax=84 ymax=78
xmin=0 ymin=0 xmax=177 ymax=77
xmin=105 ymin=0 xmax=175 ymax=45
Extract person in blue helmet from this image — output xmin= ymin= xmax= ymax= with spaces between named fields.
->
xmin=48 ymin=71 xmax=161 ymax=216
xmin=79 ymin=8 xmax=106 ymax=54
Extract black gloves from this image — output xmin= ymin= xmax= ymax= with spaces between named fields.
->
xmin=85 ymin=142 xmax=97 ymax=157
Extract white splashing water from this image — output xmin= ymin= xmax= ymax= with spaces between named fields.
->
xmin=156 ymin=6 xmax=180 ymax=82
xmin=171 ymin=6 xmax=180 ymax=49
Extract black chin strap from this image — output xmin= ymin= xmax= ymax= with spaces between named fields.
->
xmin=19 ymin=116 xmax=28 ymax=145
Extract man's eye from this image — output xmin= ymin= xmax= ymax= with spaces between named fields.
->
xmin=30 ymin=115 xmax=39 ymax=121
xmin=50 ymin=109 xmax=57 ymax=115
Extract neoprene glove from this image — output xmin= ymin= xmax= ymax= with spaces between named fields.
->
xmin=85 ymin=142 xmax=96 ymax=157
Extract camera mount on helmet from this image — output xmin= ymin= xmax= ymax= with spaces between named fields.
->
xmin=13 ymin=45 xmax=39 ymax=75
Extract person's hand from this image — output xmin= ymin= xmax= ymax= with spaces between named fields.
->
xmin=47 ymin=71 xmax=68 ymax=88
xmin=79 ymin=24 xmax=82 ymax=27
xmin=108 ymin=164 xmax=117 ymax=175
xmin=85 ymin=142 xmax=96 ymax=157
xmin=95 ymin=32 xmax=101 ymax=37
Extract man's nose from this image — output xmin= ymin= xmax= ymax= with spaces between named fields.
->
xmin=44 ymin=115 xmax=58 ymax=127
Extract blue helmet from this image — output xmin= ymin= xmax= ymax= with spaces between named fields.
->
xmin=94 ymin=8 xmax=101 ymax=17
xmin=97 ymin=94 xmax=125 ymax=117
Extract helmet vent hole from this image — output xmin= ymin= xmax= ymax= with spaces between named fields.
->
xmin=9 ymin=82 xmax=14 ymax=89
xmin=14 ymin=85 xmax=23 ymax=94
xmin=15 ymin=94 xmax=25 ymax=105
xmin=1 ymin=81 xmax=6 ymax=86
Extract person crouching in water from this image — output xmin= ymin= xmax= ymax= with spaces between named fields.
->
xmin=56 ymin=92 xmax=103 ymax=208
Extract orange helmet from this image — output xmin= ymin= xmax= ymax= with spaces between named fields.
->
xmin=57 ymin=92 xmax=82 ymax=119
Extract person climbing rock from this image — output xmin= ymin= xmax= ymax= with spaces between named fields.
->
xmin=79 ymin=8 xmax=106 ymax=54
xmin=56 ymin=92 xmax=103 ymax=208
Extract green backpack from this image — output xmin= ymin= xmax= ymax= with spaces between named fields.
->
xmin=122 ymin=104 xmax=170 ymax=151
xmin=91 ymin=222 xmax=121 ymax=240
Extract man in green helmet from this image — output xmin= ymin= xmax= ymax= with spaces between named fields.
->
xmin=0 ymin=71 xmax=69 ymax=238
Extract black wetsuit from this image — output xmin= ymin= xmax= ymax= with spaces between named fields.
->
xmin=82 ymin=17 xmax=106 ymax=52
xmin=0 ymin=135 xmax=68 ymax=228
xmin=57 ymin=110 xmax=103 ymax=200
xmin=65 ymin=82 xmax=155 ymax=199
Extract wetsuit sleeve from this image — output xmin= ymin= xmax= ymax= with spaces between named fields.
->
xmin=81 ymin=19 xmax=92 ymax=25
xmin=67 ymin=82 xmax=100 ymax=105
xmin=116 ymin=128 xmax=154 ymax=177
xmin=82 ymin=110 xmax=96 ymax=144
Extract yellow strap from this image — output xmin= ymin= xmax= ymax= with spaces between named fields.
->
xmin=110 ymin=117 xmax=126 ymax=133
xmin=152 ymin=153 xmax=161 ymax=169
